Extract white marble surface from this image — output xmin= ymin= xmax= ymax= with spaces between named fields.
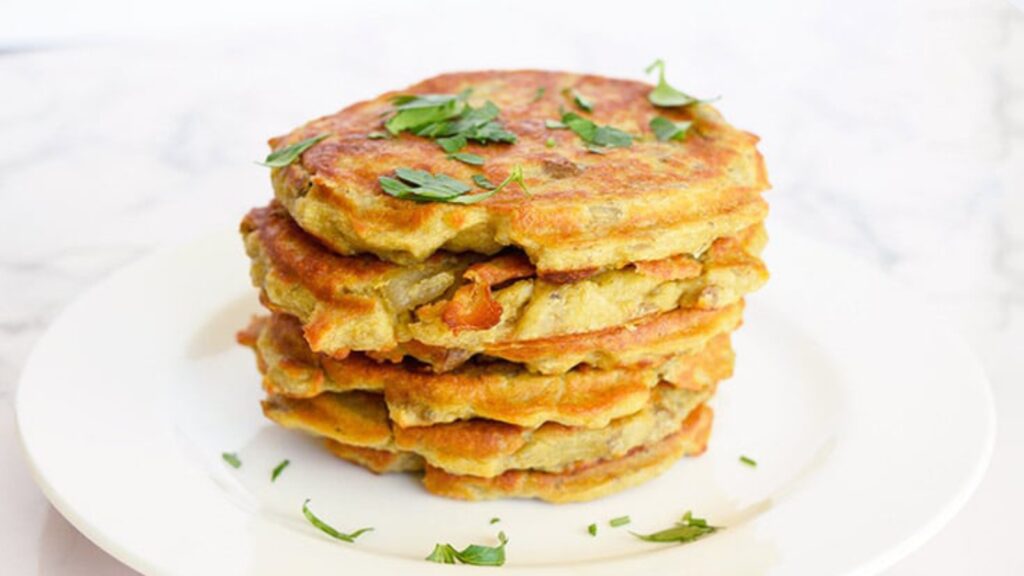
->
xmin=1 ymin=0 xmax=1022 ymax=573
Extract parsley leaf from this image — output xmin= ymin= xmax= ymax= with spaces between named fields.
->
xmin=473 ymin=174 xmax=497 ymax=190
xmin=385 ymin=93 xmax=516 ymax=152
xmin=609 ymin=516 xmax=631 ymax=528
xmin=222 ymin=452 xmax=241 ymax=468
xmin=588 ymin=523 xmax=598 ymax=536
xmin=740 ymin=455 xmax=758 ymax=467
xmin=367 ymin=131 xmax=390 ymax=140
xmin=561 ymin=111 xmax=632 ymax=151
xmin=271 ymin=459 xmax=290 ymax=481
xmin=302 ymin=499 xmax=373 ymax=543
xmin=380 ymin=166 xmax=526 ymax=204
xmin=645 ymin=59 xmax=705 ymax=108
xmin=545 ymin=137 xmax=556 ymax=148
xmin=259 ymin=134 xmax=328 ymax=168
xmin=545 ymin=119 xmax=567 ymax=129
xmin=426 ymin=544 xmax=459 ymax=564
xmin=566 ymin=88 xmax=593 ymax=112
xmin=427 ymin=532 xmax=508 ymax=566
xmin=448 ymin=152 xmax=485 ymax=166
xmin=650 ymin=116 xmax=693 ymax=142
xmin=631 ymin=510 xmax=719 ymax=544
xmin=386 ymin=93 xmax=466 ymax=135
xmin=490 ymin=517 xmax=501 ymax=524
xmin=532 ymin=86 xmax=546 ymax=102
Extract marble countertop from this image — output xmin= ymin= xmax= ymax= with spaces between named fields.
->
xmin=1 ymin=0 xmax=1021 ymax=573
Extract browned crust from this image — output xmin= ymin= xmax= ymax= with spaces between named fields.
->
xmin=269 ymin=70 xmax=769 ymax=272
xmin=318 ymin=404 xmax=713 ymax=502
xmin=421 ymin=404 xmax=712 ymax=502
xmin=244 ymin=312 xmax=734 ymax=428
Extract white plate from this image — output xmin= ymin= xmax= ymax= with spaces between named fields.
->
xmin=16 ymin=228 xmax=994 ymax=576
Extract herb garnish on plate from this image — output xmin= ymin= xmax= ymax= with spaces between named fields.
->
xmin=631 ymin=510 xmax=719 ymax=544
xmin=302 ymin=499 xmax=373 ymax=543
xmin=426 ymin=531 xmax=509 ymax=566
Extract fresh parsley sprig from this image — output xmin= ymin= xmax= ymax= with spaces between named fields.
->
xmin=650 ymin=116 xmax=693 ymax=142
xmin=302 ymin=499 xmax=373 ymax=543
xmin=426 ymin=532 xmax=509 ymax=566
xmin=259 ymin=134 xmax=328 ymax=168
xmin=379 ymin=166 xmax=527 ymax=204
xmin=631 ymin=510 xmax=719 ymax=544
xmin=645 ymin=59 xmax=711 ymax=108
xmin=221 ymin=452 xmax=241 ymax=468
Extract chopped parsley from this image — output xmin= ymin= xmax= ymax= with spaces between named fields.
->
xmin=588 ymin=523 xmax=598 ymax=536
xmin=645 ymin=59 xmax=707 ymax=108
xmin=221 ymin=452 xmax=241 ymax=469
xmin=271 ymin=459 xmax=290 ymax=481
xmin=380 ymin=166 xmax=526 ymax=204
xmin=490 ymin=517 xmax=501 ymax=525
xmin=631 ymin=511 xmax=719 ymax=544
xmin=448 ymin=152 xmax=485 ymax=166
xmin=566 ymin=88 xmax=593 ymax=112
xmin=609 ymin=516 xmax=631 ymax=528
xmin=545 ymin=119 xmax=567 ymax=129
xmin=532 ymin=86 xmax=546 ymax=102
xmin=740 ymin=455 xmax=758 ymax=467
xmin=560 ymin=111 xmax=632 ymax=151
xmin=367 ymin=131 xmax=390 ymax=140
xmin=545 ymin=137 xmax=556 ymax=148
xmin=426 ymin=532 xmax=508 ymax=566
xmin=259 ymin=134 xmax=328 ymax=168
xmin=384 ymin=92 xmax=516 ymax=154
xmin=650 ymin=116 xmax=693 ymax=142
xmin=301 ymin=499 xmax=373 ymax=543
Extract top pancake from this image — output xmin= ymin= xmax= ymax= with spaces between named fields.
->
xmin=269 ymin=70 xmax=769 ymax=273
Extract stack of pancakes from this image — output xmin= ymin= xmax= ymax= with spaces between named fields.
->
xmin=238 ymin=71 xmax=769 ymax=502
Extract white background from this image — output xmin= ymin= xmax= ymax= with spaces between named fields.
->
xmin=1 ymin=0 xmax=1022 ymax=573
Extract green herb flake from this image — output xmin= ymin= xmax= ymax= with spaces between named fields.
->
xmin=545 ymin=119 xmax=567 ymax=129
xmin=381 ymin=165 xmax=526 ymax=205
xmin=490 ymin=517 xmax=501 ymax=525
xmin=259 ymin=134 xmax=328 ymax=168
xmin=545 ymin=137 xmax=557 ymax=148
xmin=567 ymin=88 xmax=594 ymax=112
xmin=532 ymin=86 xmax=546 ymax=102
xmin=473 ymin=174 xmax=497 ymax=190
xmin=588 ymin=523 xmax=598 ymax=536
xmin=448 ymin=152 xmax=485 ymax=166
xmin=301 ymin=499 xmax=373 ymax=543
xmin=221 ymin=452 xmax=241 ymax=468
xmin=740 ymin=455 xmax=758 ymax=467
xmin=631 ymin=510 xmax=719 ymax=545
xmin=645 ymin=59 xmax=705 ymax=108
xmin=271 ymin=459 xmax=290 ymax=481
xmin=367 ymin=131 xmax=390 ymax=140
xmin=561 ymin=111 xmax=632 ymax=150
xmin=426 ymin=532 xmax=508 ymax=566
xmin=609 ymin=516 xmax=631 ymax=528
xmin=650 ymin=116 xmax=693 ymax=142
xmin=384 ymin=92 xmax=516 ymax=152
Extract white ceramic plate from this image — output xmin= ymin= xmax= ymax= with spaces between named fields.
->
xmin=17 ymin=228 xmax=994 ymax=576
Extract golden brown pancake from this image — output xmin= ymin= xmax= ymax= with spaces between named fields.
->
xmin=242 ymin=202 xmax=765 ymax=366
xmin=242 ymin=313 xmax=733 ymax=428
xmin=322 ymin=404 xmax=713 ymax=503
xmin=262 ymin=383 xmax=712 ymax=478
xmin=268 ymin=70 xmax=769 ymax=274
